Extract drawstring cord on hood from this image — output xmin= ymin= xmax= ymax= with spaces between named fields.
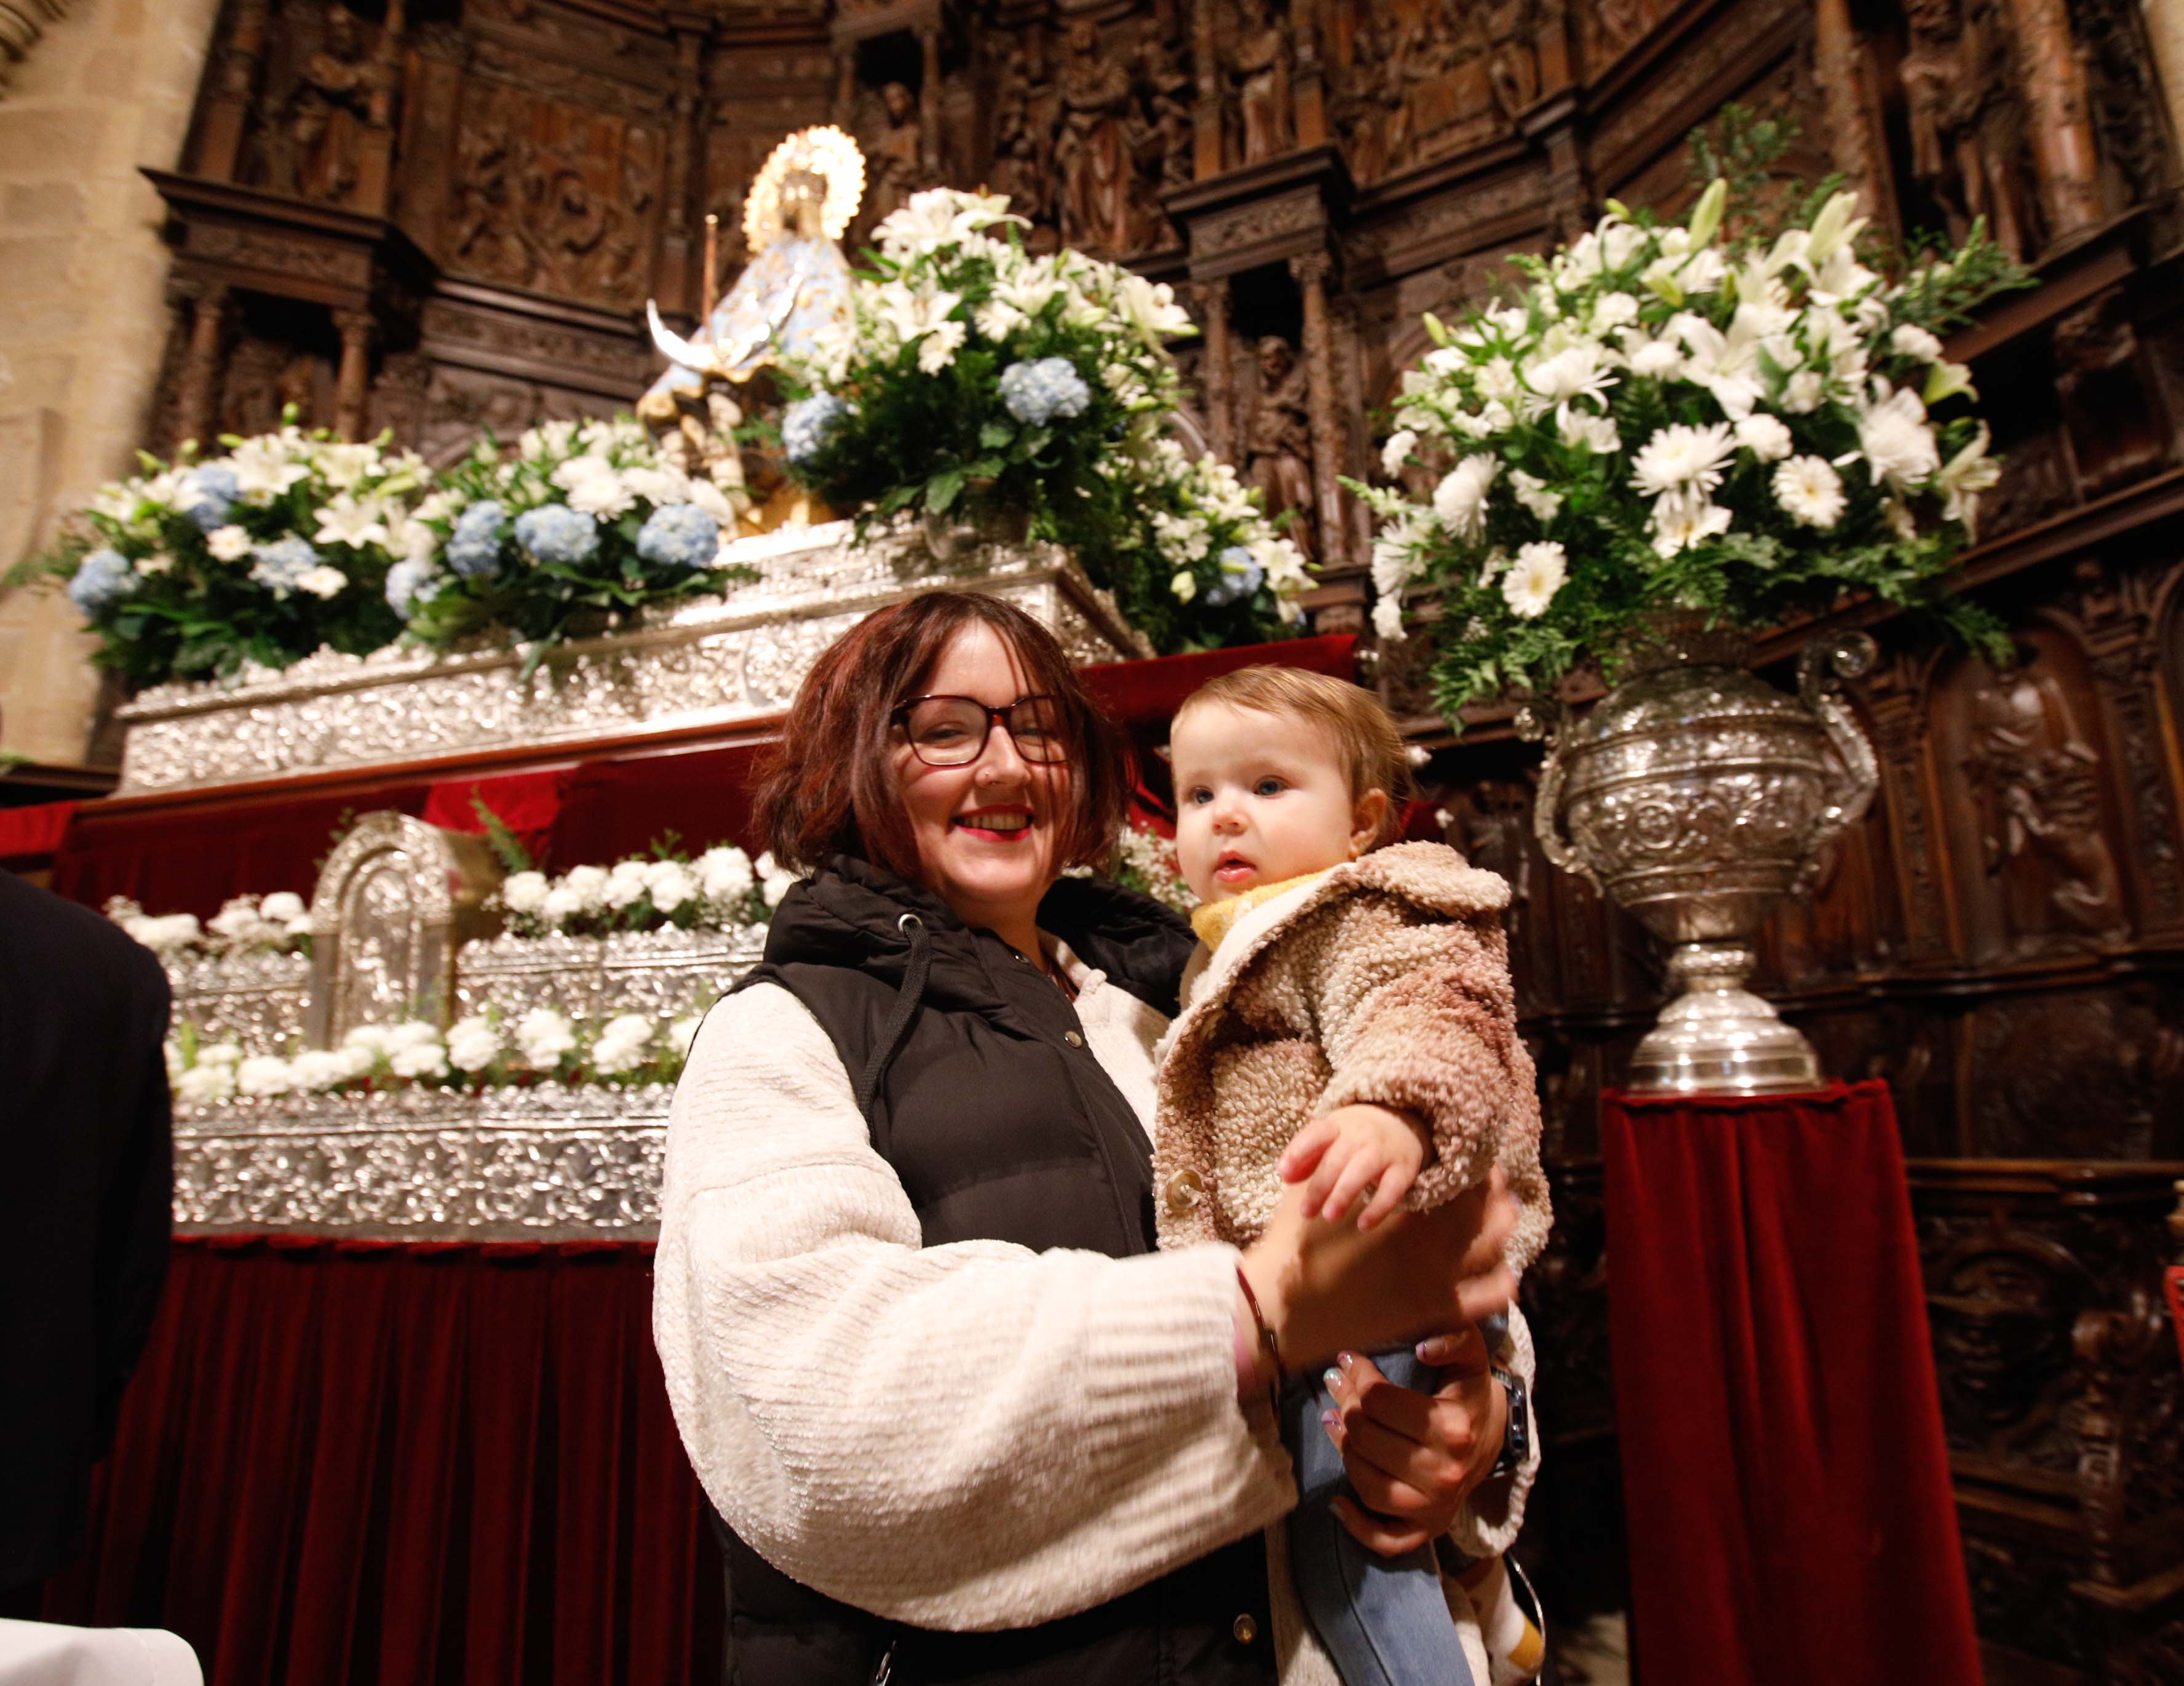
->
xmin=854 ymin=913 xmax=931 ymax=1123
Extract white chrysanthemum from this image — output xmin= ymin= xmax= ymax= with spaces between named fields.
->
xmin=1630 ymin=422 xmax=1737 ymax=497
xmin=446 ymin=1015 xmax=503 ymax=1073
xmin=917 ymin=319 xmax=969 ymax=374
xmin=387 ymin=1033 xmax=449 ymax=1080
xmin=1508 ymin=469 xmax=1564 ymax=523
xmin=1380 ymin=429 xmax=1417 ymax=477
xmin=1891 ymin=323 xmax=1943 ymax=362
xmin=1589 ymin=291 xmax=1640 ymax=334
xmin=621 ymin=464 xmax=694 ymax=507
xmin=1856 ymin=384 xmax=1940 ymax=490
xmin=197 ymin=1042 xmax=243 ymax=1067
xmin=1501 ymin=540 xmax=1567 ymax=619
xmin=562 ymin=864 xmax=611 ymax=908
xmin=236 ymin=1055 xmax=296 ymax=1097
xmin=1734 ymin=414 xmax=1794 ymax=462
xmin=513 ymin=1007 xmax=578 ymax=1070
xmin=975 ymin=300 xmax=1028 ymax=341
xmin=1621 ymin=333 xmax=1684 ymax=379
xmin=501 ymin=871 xmax=550 ymax=916
xmin=176 ymin=1063 xmax=237 ymax=1105
xmin=1523 ymin=342 xmax=1618 ymax=410
xmin=289 ymin=1049 xmax=359 ymax=1091
xmin=554 ymin=456 xmax=636 ymax=518
xmin=603 ymin=858 xmax=652 ymax=911
xmin=755 ymin=851 xmax=797 ymax=908
xmin=258 ymin=891 xmax=306 ymax=924
xmin=589 ymin=1013 xmax=659 ymax=1077
xmin=1371 ymin=595 xmax=1405 ymax=641
xmin=1773 ymin=456 xmax=1846 ymax=529
xmin=1432 ymin=454 xmax=1499 ymax=540
xmin=1649 ymin=488 xmax=1734 ymax=556
xmin=644 ymin=858 xmax=698 ymax=914
xmin=540 ymin=885 xmax=586 ymax=928
xmin=294 ymin=566 xmax=348 ymax=599
xmin=207 ymin=524 xmax=253 ymax=562
xmin=1475 ymin=358 xmax=1520 ymax=402
xmin=697 ymin=845 xmax=755 ymax=904
xmin=209 ymin=896 xmax=268 ymax=943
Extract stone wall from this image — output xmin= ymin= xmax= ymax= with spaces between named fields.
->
xmin=0 ymin=0 xmax=222 ymax=767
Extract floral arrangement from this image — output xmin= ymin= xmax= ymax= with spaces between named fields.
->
xmin=1100 ymin=815 xmax=1196 ymax=916
xmin=1122 ymin=440 xmax=1311 ymax=652
xmin=105 ymin=892 xmax=314 ymax=960
xmin=165 ymin=1007 xmax=705 ymax=1105
xmin=18 ymin=426 xmax=431 ymax=687
xmin=489 ymin=842 xmax=796 ymax=938
xmin=1356 ymin=180 xmax=2025 ymax=724
xmin=778 ymin=188 xmax=1303 ymax=647
xmin=396 ymin=417 xmax=756 ymax=668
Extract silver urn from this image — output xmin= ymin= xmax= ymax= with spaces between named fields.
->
xmin=1522 ymin=615 xmax=1881 ymax=1095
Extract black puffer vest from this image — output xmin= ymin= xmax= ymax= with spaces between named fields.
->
xmin=710 ymin=856 xmax=1277 ymax=1686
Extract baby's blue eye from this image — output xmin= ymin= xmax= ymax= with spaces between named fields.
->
xmin=1254 ymin=777 xmax=1285 ymax=797
xmin=1185 ymin=786 xmax=1212 ymax=805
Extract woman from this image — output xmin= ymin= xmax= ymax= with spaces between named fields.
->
xmin=655 ymin=592 xmax=1536 ymax=1684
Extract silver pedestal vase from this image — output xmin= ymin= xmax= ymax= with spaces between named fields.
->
xmin=1520 ymin=615 xmax=1882 ymax=1095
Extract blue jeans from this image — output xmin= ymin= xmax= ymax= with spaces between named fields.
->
xmin=1282 ymin=1314 xmax=1509 ymax=1686
xmin=1283 ymin=1345 xmax=1472 ymax=1685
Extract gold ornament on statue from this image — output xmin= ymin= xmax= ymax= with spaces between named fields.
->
xmin=742 ymin=123 xmax=865 ymax=249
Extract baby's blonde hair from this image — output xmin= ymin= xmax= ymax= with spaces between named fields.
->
xmin=1175 ymin=665 xmax=1413 ymax=847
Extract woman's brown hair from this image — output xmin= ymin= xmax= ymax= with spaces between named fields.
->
xmin=753 ymin=591 xmax=1132 ymax=879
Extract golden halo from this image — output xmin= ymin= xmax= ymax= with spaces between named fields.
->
xmin=744 ymin=125 xmax=866 ymax=248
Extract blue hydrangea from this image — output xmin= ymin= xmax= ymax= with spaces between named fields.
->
xmin=998 ymin=358 xmax=1092 ymax=426
xmin=782 ymin=394 xmax=851 ymax=465
xmin=178 ymin=464 xmax=241 ymax=533
xmin=512 ymin=502 xmax=600 ymax=567
xmin=67 ymin=547 xmax=135 ymax=615
xmin=445 ymin=499 xmax=507 ymax=578
xmin=385 ymin=558 xmax=440 ymax=618
xmin=248 ymin=535 xmax=321 ymax=596
xmin=635 ymin=502 xmax=721 ymax=572
xmin=1205 ymin=544 xmax=1265 ymax=607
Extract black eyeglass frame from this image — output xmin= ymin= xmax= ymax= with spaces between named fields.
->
xmin=889 ymin=692 xmax=1071 ymax=767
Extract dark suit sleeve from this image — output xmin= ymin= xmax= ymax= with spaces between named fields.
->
xmin=92 ymin=958 xmax=173 ymax=1456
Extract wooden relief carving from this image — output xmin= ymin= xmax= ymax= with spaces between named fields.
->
xmin=1967 ymin=989 xmax=2184 ymax=1157
xmin=443 ymin=82 xmax=661 ymax=309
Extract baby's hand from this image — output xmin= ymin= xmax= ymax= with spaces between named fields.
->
xmin=1277 ymin=1104 xmax=1431 ymax=1232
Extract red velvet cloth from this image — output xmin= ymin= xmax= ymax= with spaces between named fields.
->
xmin=547 ymin=743 xmax=771 ymax=871
xmin=39 ymin=1237 xmax=718 ymax=1685
xmin=0 ymin=799 xmax=79 ymax=865
xmin=50 ymin=783 xmax=436 ymax=916
xmin=1079 ymin=633 xmax=1355 ymax=728
xmin=1602 ymin=1081 xmax=1980 ymax=1686
xmin=421 ymin=768 xmax=574 ymax=866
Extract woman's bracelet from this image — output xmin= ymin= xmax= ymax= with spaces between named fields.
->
xmin=1234 ymin=1265 xmax=1285 ymax=1419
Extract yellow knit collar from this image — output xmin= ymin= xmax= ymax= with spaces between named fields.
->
xmin=1188 ymin=870 xmax=1332 ymax=952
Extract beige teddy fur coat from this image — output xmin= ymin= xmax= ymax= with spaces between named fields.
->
xmin=1153 ymin=840 xmax=1553 ymax=1278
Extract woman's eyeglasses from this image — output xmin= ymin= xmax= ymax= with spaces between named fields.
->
xmin=892 ymin=694 xmax=1069 ymax=767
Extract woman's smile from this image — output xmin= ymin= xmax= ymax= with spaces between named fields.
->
xmin=953 ymin=804 xmax=1035 ymax=840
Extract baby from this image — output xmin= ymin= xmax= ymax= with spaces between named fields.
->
xmin=1153 ymin=664 xmax=1552 ymax=1686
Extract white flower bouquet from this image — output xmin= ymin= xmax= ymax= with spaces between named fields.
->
xmin=1125 ymin=439 xmax=1311 ymax=650
xmin=779 ymin=188 xmax=1297 ymax=647
xmin=397 ymin=416 xmax=756 ymax=669
xmin=1357 ymin=181 xmax=2024 ymax=723
xmin=107 ymin=891 xmax=314 ymax=959
xmin=165 ymin=1005 xmax=709 ymax=1104
xmin=489 ymin=842 xmax=795 ymax=940
xmin=17 ymin=423 xmax=432 ymax=687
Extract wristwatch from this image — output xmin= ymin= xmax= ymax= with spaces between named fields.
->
xmin=1489 ymin=1368 xmax=1528 ymax=1479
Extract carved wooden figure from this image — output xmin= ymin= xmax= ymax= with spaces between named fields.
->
xmin=1228 ymin=0 xmax=1294 ymax=167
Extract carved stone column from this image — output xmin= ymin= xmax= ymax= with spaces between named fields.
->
xmin=1196 ymin=275 xmax=1234 ymax=462
xmin=1812 ymin=0 xmax=1900 ymax=232
xmin=172 ymin=279 xmax=232 ymax=454
xmin=1289 ymin=249 xmax=1347 ymax=572
xmin=1290 ymin=0 xmax=1327 ymax=148
xmin=333 ymin=309 xmax=377 ymax=442
xmin=194 ymin=0 xmax=269 ymax=181
xmin=2002 ymin=0 xmax=2103 ymax=243
xmin=1192 ymin=0 xmax=1222 ymax=180
xmin=918 ymin=23 xmax=942 ymax=178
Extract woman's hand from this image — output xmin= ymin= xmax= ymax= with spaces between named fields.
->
xmin=1319 ymin=1323 xmax=1509 ymax=1556
xmin=1238 ymin=1167 xmax=1518 ymax=1382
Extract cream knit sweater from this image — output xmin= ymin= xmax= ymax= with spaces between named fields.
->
xmin=654 ymin=949 xmax=1537 ymax=1681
